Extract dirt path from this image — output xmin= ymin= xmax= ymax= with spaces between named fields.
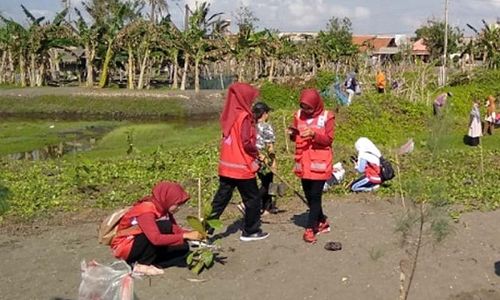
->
xmin=1 ymin=196 xmax=499 ymax=300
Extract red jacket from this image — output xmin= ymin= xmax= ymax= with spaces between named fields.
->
xmin=293 ymin=110 xmax=334 ymax=180
xmin=111 ymin=202 xmax=185 ymax=260
xmin=218 ymin=111 xmax=259 ymax=179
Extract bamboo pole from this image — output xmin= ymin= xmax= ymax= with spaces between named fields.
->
xmin=197 ymin=178 xmax=202 ymax=220
xmin=283 ymin=115 xmax=290 ymax=154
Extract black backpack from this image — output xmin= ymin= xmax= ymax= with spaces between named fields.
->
xmin=379 ymin=156 xmax=395 ymax=182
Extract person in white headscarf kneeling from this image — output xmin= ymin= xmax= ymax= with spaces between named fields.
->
xmin=350 ymin=137 xmax=382 ymax=192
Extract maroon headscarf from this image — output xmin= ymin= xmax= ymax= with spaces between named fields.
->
xmin=300 ymin=89 xmax=324 ymax=118
xmin=141 ymin=181 xmax=190 ymax=215
xmin=220 ymin=82 xmax=259 ymax=137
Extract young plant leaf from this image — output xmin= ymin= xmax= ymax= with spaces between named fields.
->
xmin=191 ymin=260 xmax=204 ymax=275
xmin=201 ymin=250 xmax=214 ymax=267
xmin=207 ymin=219 xmax=223 ymax=230
xmin=186 ymin=251 xmax=194 ymax=265
xmin=186 ymin=215 xmax=206 ymax=234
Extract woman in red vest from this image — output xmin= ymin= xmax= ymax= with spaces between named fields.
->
xmin=111 ymin=181 xmax=203 ymax=276
xmin=290 ymin=89 xmax=335 ymax=243
xmin=210 ymin=82 xmax=269 ymax=241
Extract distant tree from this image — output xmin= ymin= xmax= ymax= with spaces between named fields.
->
xmin=316 ymin=17 xmax=356 ymax=64
xmin=415 ymin=19 xmax=463 ymax=63
xmin=234 ymin=5 xmax=258 ymax=37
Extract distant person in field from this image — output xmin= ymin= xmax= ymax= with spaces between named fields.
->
xmin=289 ymin=89 xmax=335 ymax=243
xmin=484 ymin=95 xmax=496 ymax=135
xmin=209 ymin=82 xmax=269 ymax=242
xmin=466 ymin=99 xmax=482 ymax=146
xmin=344 ymin=71 xmax=358 ymax=105
xmin=433 ymin=92 xmax=452 ymax=116
xmin=111 ymin=181 xmax=202 ymax=276
xmin=349 ymin=137 xmax=382 ymax=193
xmin=375 ymin=69 xmax=386 ymax=93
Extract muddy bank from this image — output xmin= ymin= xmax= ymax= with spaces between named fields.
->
xmin=0 ymin=87 xmax=224 ymax=120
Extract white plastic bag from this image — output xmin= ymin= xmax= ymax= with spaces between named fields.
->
xmin=323 ymin=162 xmax=345 ymax=191
xmin=79 ymin=260 xmax=134 ymax=300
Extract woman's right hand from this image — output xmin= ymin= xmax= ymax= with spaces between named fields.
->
xmin=183 ymin=231 xmax=203 ymax=241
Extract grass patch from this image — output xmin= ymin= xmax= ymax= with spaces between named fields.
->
xmin=80 ymin=121 xmax=220 ymax=159
xmin=0 ymin=95 xmax=185 ymax=120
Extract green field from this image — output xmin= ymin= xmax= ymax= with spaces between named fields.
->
xmin=0 ymin=69 xmax=499 ymax=222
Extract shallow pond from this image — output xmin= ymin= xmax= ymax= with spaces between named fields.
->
xmin=0 ymin=118 xmax=218 ymax=160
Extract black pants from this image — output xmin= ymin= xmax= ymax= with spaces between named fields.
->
xmin=377 ymin=87 xmax=385 ymax=93
xmin=127 ymin=220 xmax=189 ymax=268
xmin=211 ymin=176 xmax=262 ymax=234
xmin=301 ymin=179 xmax=327 ymax=229
xmin=258 ymin=171 xmax=275 ymax=211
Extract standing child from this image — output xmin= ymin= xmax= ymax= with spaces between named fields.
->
xmin=253 ymin=101 xmax=279 ymax=215
xmin=289 ymin=89 xmax=335 ymax=243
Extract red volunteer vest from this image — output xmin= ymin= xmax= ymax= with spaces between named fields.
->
xmin=294 ymin=110 xmax=333 ymax=180
xmin=218 ymin=112 xmax=259 ymax=179
xmin=111 ymin=202 xmax=160 ymax=260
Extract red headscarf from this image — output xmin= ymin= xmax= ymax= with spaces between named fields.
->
xmin=143 ymin=181 xmax=190 ymax=215
xmin=220 ymin=82 xmax=259 ymax=137
xmin=300 ymin=89 xmax=324 ymax=118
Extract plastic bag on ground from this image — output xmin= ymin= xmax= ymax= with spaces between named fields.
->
xmin=78 ymin=260 xmax=134 ymax=300
xmin=323 ymin=162 xmax=345 ymax=191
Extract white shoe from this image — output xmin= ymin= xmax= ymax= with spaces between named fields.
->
xmin=236 ymin=203 xmax=245 ymax=215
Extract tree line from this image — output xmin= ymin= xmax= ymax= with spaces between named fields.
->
xmin=0 ymin=0 xmax=498 ymax=91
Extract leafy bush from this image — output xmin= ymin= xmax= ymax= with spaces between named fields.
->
xmin=259 ymin=81 xmax=299 ymax=109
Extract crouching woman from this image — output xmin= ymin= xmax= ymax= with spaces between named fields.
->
xmin=111 ymin=181 xmax=202 ymax=276
xmin=350 ymin=137 xmax=382 ymax=192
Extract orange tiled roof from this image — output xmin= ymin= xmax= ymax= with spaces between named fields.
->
xmin=352 ymin=35 xmax=393 ymax=52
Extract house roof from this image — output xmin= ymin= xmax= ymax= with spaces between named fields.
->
xmin=412 ymin=38 xmax=430 ymax=55
xmin=352 ymin=35 xmax=393 ymax=52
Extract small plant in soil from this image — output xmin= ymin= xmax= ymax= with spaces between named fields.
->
xmin=185 ymin=180 xmax=223 ymax=275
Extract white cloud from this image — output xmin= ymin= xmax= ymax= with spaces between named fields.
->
xmin=488 ymin=0 xmax=500 ymax=7
xmin=354 ymin=6 xmax=370 ymax=19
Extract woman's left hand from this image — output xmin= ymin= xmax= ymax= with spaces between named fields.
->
xmin=300 ymin=128 xmax=315 ymax=139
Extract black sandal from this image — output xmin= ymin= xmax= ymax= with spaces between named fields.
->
xmin=324 ymin=241 xmax=342 ymax=251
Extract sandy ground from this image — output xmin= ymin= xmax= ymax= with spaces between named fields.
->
xmin=1 ymin=195 xmax=500 ymax=300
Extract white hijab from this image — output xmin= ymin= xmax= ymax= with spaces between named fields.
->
xmin=355 ymin=137 xmax=381 ymax=165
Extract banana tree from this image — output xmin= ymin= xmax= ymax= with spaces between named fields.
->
xmin=140 ymin=0 xmax=168 ymax=24
xmin=157 ymin=16 xmax=182 ymax=89
xmin=467 ymin=20 xmax=500 ymax=69
xmin=181 ymin=2 xmax=228 ymax=92
xmin=72 ymin=8 xmax=100 ymax=87
xmin=84 ymin=0 xmax=142 ymax=88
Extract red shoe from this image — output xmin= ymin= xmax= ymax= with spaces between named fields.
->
xmin=303 ymin=228 xmax=317 ymax=243
xmin=316 ymin=220 xmax=331 ymax=235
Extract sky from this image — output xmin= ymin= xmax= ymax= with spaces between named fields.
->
xmin=1 ymin=0 xmax=499 ymax=36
